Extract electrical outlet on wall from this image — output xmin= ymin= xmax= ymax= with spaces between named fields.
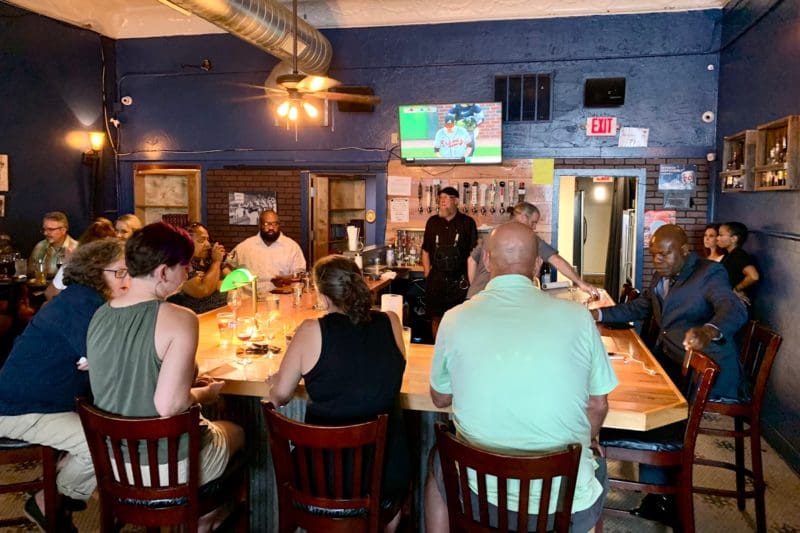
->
xmin=391 ymin=132 xmax=398 ymax=144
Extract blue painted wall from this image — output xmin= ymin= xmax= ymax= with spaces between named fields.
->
xmin=0 ymin=4 xmax=111 ymax=252
xmin=716 ymin=0 xmax=800 ymax=471
xmin=111 ymin=11 xmax=721 ymax=208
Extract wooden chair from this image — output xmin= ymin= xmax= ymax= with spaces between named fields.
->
xmin=0 ymin=439 xmax=59 ymax=531
xmin=261 ymin=401 xmax=391 ymax=533
xmin=435 ymin=422 xmax=582 ymax=532
xmin=601 ymin=350 xmax=719 ymax=533
xmin=689 ymin=320 xmax=782 ymax=533
xmin=77 ymin=399 xmax=249 ymax=532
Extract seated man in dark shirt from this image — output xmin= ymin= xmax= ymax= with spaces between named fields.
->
xmin=168 ymin=222 xmax=228 ymax=313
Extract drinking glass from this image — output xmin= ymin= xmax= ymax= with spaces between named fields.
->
xmin=282 ymin=319 xmax=296 ymax=344
xmin=264 ymin=318 xmax=279 ymax=359
xmin=227 ymin=289 xmax=242 ymax=317
xmin=216 ymin=312 xmax=235 ymax=347
xmin=236 ymin=317 xmax=255 ymax=345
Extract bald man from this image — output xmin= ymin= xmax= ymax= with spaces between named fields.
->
xmin=426 ymin=222 xmax=616 ymax=532
xmin=593 ymin=223 xmax=747 ymax=525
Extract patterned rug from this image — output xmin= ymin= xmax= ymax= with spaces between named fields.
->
xmin=1 ymin=412 xmax=798 ymax=532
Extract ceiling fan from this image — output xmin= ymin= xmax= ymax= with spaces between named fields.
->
xmin=265 ymin=0 xmax=381 ymax=123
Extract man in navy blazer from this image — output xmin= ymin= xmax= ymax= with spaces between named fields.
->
xmin=593 ymin=224 xmax=747 ymax=524
xmin=594 ymin=223 xmax=747 ymax=399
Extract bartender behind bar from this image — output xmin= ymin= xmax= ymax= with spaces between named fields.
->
xmin=422 ymin=186 xmax=477 ymax=339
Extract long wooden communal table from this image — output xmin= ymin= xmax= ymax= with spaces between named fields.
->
xmin=197 ymin=288 xmax=687 ymax=432
xmin=196 ymin=286 xmax=686 ymax=531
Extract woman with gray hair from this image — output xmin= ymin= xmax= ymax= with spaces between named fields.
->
xmin=0 ymin=238 xmax=129 ymax=531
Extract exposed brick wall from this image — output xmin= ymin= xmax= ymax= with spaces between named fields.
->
xmin=555 ymin=158 xmax=710 ymax=290
xmin=205 ymin=169 xmax=304 ymax=258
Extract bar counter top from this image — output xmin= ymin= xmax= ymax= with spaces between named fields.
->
xmin=196 ymin=288 xmax=686 ymax=432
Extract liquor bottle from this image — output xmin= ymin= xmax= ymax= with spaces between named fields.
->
xmin=728 ymin=149 xmax=738 ymax=171
xmin=539 ymin=262 xmax=551 ymax=286
xmin=385 ymin=243 xmax=395 ymax=267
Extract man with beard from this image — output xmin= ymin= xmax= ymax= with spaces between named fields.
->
xmin=229 ymin=210 xmax=306 ymax=291
xmin=422 ymin=187 xmax=477 ymax=338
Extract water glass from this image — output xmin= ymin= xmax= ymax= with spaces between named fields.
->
xmin=402 ymin=327 xmax=412 ymax=351
xmin=267 ymin=294 xmax=281 ymax=314
xmin=217 ymin=312 xmax=235 ymax=346
xmin=14 ymin=254 xmax=26 ymax=277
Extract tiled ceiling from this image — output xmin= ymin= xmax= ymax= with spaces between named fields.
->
xmin=6 ymin=0 xmax=729 ymax=39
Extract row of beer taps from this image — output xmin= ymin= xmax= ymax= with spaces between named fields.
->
xmin=416 ymin=179 xmax=527 ymax=215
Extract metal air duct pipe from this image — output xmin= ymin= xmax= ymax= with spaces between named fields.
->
xmin=169 ymin=0 xmax=332 ymax=74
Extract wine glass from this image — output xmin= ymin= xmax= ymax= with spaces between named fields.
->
xmin=227 ymin=288 xmax=242 ymax=317
xmin=236 ymin=317 xmax=255 ymax=345
xmin=234 ymin=317 xmax=256 ymax=378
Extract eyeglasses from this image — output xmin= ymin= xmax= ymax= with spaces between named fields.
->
xmin=42 ymin=226 xmax=65 ymax=233
xmin=261 ymin=221 xmax=280 ymax=228
xmin=103 ymin=268 xmax=129 ymax=279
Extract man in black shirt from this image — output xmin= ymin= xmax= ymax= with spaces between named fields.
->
xmin=421 ymin=187 xmax=477 ymax=338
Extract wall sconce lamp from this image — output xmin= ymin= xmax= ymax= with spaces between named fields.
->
xmin=82 ymin=131 xmax=105 ymax=164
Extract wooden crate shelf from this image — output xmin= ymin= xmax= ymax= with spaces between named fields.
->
xmin=720 ymin=129 xmax=756 ymax=192
xmin=754 ymin=115 xmax=800 ymax=191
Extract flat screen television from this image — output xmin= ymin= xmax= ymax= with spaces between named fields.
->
xmin=398 ymin=102 xmax=502 ymax=165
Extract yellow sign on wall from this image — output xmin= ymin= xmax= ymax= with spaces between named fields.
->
xmin=532 ymin=159 xmax=555 ymax=185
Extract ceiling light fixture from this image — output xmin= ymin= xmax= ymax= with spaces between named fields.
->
xmin=274 ymin=0 xmax=318 ymax=124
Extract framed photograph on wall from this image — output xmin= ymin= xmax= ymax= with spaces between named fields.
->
xmin=658 ymin=164 xmax=697 ymax=191
xmin=228 ymin=191 xmax=277 ymax=225
xmin=0 ymin=154 xmax=8 ymax=191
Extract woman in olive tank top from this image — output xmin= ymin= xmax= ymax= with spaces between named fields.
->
xmin=87 ymin=222 xmax=244 ymax=531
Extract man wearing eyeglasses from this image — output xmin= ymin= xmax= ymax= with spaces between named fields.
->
xmin=29 ymin=212 xmax=77 ymax=279
xmin=228 ymin=210 xmax=306 ymax=291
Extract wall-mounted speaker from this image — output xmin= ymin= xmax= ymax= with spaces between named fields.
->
xmin=584 ymin=78 xmax=626 ymax=107
xmin=331 ymin=86 xmax=376 ymax=112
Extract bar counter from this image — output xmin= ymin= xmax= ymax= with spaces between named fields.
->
xmin=196 ymin=286 xmax=686 ymax=531
xmin=197 ymin=287 xmax=686 ymax=432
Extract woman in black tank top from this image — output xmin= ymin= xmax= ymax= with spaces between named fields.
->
xmin=269 ymin=255 xmax=410 ymax=531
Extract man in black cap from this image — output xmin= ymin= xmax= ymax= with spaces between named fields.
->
xmin=421 ymin=186 xmax=477 ymax=338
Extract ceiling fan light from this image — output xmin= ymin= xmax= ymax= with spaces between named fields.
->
xmin=302 ymin=101 xmax=319 ymax=118
xmin=288 ymin=104 xmax=299 ymax=121
xmin=276 ymin=100 xmax=290 ymax=117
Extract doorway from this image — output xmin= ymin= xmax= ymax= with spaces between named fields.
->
xmin=552 ymin=169 xmax=646 ymax=299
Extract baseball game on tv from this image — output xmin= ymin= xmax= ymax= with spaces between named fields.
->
xmin=398 ymin=102 xmax=503 ymax=165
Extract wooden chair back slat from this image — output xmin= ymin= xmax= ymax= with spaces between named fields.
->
xmin=261 ymin=401 xmax=389 ymax=533
xmin=496 ymin=475 xmax=508 ymax=531
xmin=312 ymin=447 xmax=326 ymax=495
xmin=352 ymin=446 xmax=364 ymax=495
xmin=435 ymin=423 xmax=582 ymax=533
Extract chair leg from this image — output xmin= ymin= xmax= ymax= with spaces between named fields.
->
xmin=41 ymin=447 xmax=60 ymax=533
xmin=733 ymin=417 xmax=746 ymax=510
xmin=750 ymin=420 xmax=767 ymax=533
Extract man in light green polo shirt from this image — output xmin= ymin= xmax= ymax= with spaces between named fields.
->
xmin=425 ymin=221 xmax=618 ymax=533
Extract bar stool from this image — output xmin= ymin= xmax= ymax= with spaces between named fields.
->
xmin=262 ymin=401 xmax=401 ymax=533
xmin=0 ymin=438 xmax=59 ymax=531
xmin=690 ymin=321 xmax=782 ymax=533
xmin=601 ymin=350 xmax=719 ymax=533
xmin=435 ymin=422 xmax=582 ymax=532
xmin=77 ymin=399 xmax=249 ymax=532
